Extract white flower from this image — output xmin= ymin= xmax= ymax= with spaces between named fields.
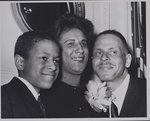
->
xmin=85 ymin=80 xmax=112 ymax=112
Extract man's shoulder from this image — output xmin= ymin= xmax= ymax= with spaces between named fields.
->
xmin=129 ymin=76 xmax=146 ymax=95
xmin=123 ymin=76 xmax=147 ymax=117
xmin=130 ymin=76 xmax=146 ymax=86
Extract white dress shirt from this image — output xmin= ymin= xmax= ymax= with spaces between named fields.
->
xmin=17 ymin=76 xmax=40 ymax=101
xmin=113 ymin=74 xmax=130 ymax=115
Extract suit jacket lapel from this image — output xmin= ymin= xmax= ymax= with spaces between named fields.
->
xmin=11 ymin=77 xmax=44 ymax=116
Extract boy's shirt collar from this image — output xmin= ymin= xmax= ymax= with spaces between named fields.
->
xmin=17 ymin=76 xmax=39 ymax=101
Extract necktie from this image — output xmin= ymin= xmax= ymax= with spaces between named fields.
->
xmin=38 ymin=96 xmax=46 ymax=117
xmin=111 ymin=102 xmax=118 ymax=117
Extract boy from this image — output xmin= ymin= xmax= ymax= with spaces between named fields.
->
xmin=1 ymin=31 xmax=60 ymax=118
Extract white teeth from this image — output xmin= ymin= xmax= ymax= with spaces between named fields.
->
xmin=73 ymin=57 xmax=84 ymax=61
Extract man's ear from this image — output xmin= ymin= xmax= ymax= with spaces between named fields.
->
xmin=14 ymin=55 xmax=25 ymax=70
xmin=125 ymin=53 xmax=132 ymax=68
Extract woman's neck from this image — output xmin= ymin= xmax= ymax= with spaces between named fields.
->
xmin=61 ymin=71 xmax=81 ymax=86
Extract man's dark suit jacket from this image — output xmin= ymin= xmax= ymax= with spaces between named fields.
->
xmin=88 ymin=76 xmax=147 ymax=117
xmin=119 ymin=76 xmax=147 ymax=117
xmin=1 ymin=77 xmax=44 ymax=118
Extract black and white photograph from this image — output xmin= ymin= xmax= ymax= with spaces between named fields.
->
xmin=0 ymin=0 xmax=150 ymax=120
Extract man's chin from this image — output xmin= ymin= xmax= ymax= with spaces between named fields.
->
xmin=97 ymin=73 xmax=113 ymax=81
xmin=99 ymin=76 xmax=113 ymax=82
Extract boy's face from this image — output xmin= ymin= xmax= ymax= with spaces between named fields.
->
xmin=22 ymin=39 xmax=60 ymax=92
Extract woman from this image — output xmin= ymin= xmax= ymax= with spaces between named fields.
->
xmin=42 ymin=13 xmax=95 ymax=118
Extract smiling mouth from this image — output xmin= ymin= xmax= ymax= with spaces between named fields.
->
xmin=99 ymin=65 xmax=114 ymax=70
xmin=72 ymin=57 xmax=84 ymax=61
xmin=43 ymin=75 xmax=56 ymax=80
xmin=42 ymin=73 xmax=56 ymax=77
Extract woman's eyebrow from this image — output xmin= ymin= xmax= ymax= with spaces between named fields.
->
xmin=64 ymin=39 xmax=75 ymax=44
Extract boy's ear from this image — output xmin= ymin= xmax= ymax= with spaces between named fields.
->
xmin=14 ymin=55 xmax=25 ymax=70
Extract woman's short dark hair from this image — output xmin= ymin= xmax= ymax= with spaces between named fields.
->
xmin=14 ymin=31 xmax=59 ymax=59
xmin=49 ymin=13 xmax=94 ymax=46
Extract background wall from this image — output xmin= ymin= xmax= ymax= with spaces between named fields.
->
xmin=0 ymin=2 xmax=22 ymax=85
xmin=0 ymin=1 xmax=146 ymax=85
xmin=85 ymin=1 xmax=132 ymax=47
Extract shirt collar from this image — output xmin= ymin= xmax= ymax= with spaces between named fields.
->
xmin=113 ymin=74 xmax=130 ymax=115
xmin=17 ymin=76 xmax=40 ymax=101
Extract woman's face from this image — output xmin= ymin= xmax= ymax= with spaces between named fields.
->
xmin=59 ymin=28 xmax=89 ymax=75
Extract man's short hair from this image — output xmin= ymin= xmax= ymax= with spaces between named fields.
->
xmin=93 ymin=30 xmax=132 ymax=54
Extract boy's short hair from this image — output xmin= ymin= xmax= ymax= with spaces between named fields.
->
xmin=14 ymin=31 xmax=59 ymax=59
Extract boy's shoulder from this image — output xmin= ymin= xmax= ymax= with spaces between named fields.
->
xmin=1 ymin=77 xmax=26 ymax=95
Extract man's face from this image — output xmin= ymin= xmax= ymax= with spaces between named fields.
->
xmin=22 ymin=40 xmax=60 ymax=92
xmin=59 ymin=28 xmax=89 ymax=74
xmin=92 ymin=34 xmax=131 ymax=82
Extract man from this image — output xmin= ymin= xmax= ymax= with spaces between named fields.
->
xmin=91 ymin=30 xmax=146 ymax=117
xmin=1 ymin=31 xmax=60 ymax=118
xmin=42 ymin=13 xmax=94 ymax=118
